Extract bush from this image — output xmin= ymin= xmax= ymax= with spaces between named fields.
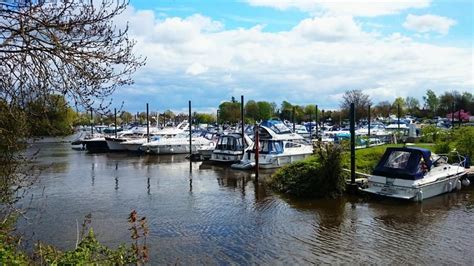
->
xmin=434 ymin=141 xmax=451 ymax=154
xmin=268 ymin=143 xmax=345 ymax=198
xmin=420 ymin=125 xmax=443 ymax=143
xmin=452 ymin=127 xmax=474 ymax=159
xmin=1 ymin=211 xmax=148 ymax=264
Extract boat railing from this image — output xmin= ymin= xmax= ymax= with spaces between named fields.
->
xmin=434 ymin=152 xmax=467 ymax=168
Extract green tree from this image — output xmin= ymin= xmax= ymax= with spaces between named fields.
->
xmin=423 ymin=89 xmax=439 ymax=115
xmin=194 ymin=113 xmax=216 ymax=124
xmin=280 ymin=101 xmax=293 ymax=121
xmin=121 ymin=111 xmax=133 ymax=124
xmin=392 ymin=97 xmax=406 ymax=116
xmin=26 ymin=95 xmax=76 ymax=136
xmin=257 ymin=101 xmax=274 ymax=120
xmin=218 ymin=101 xmax=240 ymax=124
xmin=244 ymin=100 xmax=259 ymax=122
xmin=405 ymin=96 xmax=420 ymax=115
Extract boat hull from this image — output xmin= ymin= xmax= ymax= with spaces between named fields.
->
xmin=84 ymin=139 xmax=109 ymax=153
xmin=362 ymin=172 xmax=465 ymax=201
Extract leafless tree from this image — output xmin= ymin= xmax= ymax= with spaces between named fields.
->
xmin=340 ymin=89 xmax=372 ymax=122
xmin=0 ymin=0 xmax=145 ymax=223
xmin=0 ymin=0 xmax=145 ymax=110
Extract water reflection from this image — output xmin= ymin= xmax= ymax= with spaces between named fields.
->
xmin=16 ymin=141 xmax=474 ymax=264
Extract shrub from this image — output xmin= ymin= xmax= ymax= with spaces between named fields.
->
xmin=268 ymin=143 xmax=345 ymax=198
xmin=434 ymin=141 xmax=451 ymax=154
xmin=452 ymin=127 xmax=474 ymax=159
xmin=420 ymin=125 xmax=442 ymax=143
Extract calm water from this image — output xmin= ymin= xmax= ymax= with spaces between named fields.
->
xmin=16 ymin=138 xmax=474 ymax=264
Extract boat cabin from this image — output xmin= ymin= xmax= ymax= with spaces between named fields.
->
xmin=373 ymin=147 xmax=432 ymax=180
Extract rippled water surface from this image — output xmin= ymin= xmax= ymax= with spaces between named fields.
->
xmin=17 ymin=138 xmax=474 ymax=264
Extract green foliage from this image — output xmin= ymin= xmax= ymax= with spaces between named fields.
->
xmin=452 ymin=127 xmax=474 ymax=158
xmin=36 ymin=228 xmax=138 ymax=265
xmin=194 ymin=113 xmax=216 ymax=124
xmin=269 ymin=144 xmax=345 ymax=198
xmin=392 ymin=97 xmax=406 ymax=116
xmin=26 ymin=94 xmax=76 ymax=136
xmin=1 ymin=212 xmax=149 ymax=264
xmin=1 ymin=215 xmax=30 ymax=265
xmin=434 ymin=141 xmax=451 ymax=154
xmin=423 ymin=89 xmax=439 ymax=115
xmin=420 ymin=125 xmax=445 ymax=143
xmin=218 ymin=101 xmax=240 ymax=124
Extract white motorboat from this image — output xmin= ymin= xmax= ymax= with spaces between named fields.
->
xmin=233 ymin=120 xmax=313 ymax=169
xmin=105 ymin=128 xmax=154 ymax=151
xmin=120 ymin=122 xmax=188 ymax=152
xmin=210 ymin=133 xmax=253 ymax=163
xmin=361 ymin=147 xmax=468 ymax=201
xmin=294 ymin=125 xmax=311 ymax=138
xmin=140 ymin=133 xmax=214 ymax=154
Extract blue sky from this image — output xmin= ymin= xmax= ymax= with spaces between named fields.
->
xmin=110 ymin=0 xmax=473 ymax=113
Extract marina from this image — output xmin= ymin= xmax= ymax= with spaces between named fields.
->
xmin=17 ymin=139 xmax=474 ymax=264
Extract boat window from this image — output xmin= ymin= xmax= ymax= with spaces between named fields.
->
xmin=384 ymin=151 xmax=411 ymax=169
xmin=236 ymin=138 xmax=244 ymax=151
xmin=259 ymin=141 xmax=283 ymax=154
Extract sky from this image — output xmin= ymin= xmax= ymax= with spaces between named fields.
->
xmin=111 ymin=0 xmax=473 ymax=113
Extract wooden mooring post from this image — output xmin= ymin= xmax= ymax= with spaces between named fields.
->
xmin=241 ymin=95 xmax=245 ymax=155
xmin=254 ymin=123 xmax=259 ymax=181
xmin=146 ymin=103 xmax=150 ymax=142
xmin=189 ymin=100 xmax=192 ymax=172
xmin=348 ymin=102 xmax=358 ymax=193
xmin=114 ymin=108 xmax=117 ymax=138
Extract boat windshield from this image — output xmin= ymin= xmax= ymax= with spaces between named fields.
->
xmin=259 ymin=140 xmax=284 ymax=154
xmin=383 ymin=151 xmax=411 ymax=169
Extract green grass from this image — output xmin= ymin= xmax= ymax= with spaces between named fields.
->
xmin=342 ymin=143 xmax=434 ymax=175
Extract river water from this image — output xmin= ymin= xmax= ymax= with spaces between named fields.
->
xmin=16 ymin=139 xmax=474 ymax=264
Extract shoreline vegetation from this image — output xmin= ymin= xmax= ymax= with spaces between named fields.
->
xmin=269 ymin=126 xmax=473 ymax=199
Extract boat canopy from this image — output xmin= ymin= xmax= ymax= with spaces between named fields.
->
xmin=372 ymin=147 xmax=432 ymax=180
xmin=260 ymin=120 xmax=292 ymax=134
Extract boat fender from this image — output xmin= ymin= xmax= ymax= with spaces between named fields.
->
xmin=446 ymin=181 xmax=452 ymax=192
xmin=462 ymin=178 xmax=470 ymax=187
xmin=416 ymin=190 xmax=423 ymax=202
xmin=456 ymin=180 xmax=462 ymax=191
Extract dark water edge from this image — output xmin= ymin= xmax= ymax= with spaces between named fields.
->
xmin=14 ymin=139 xmax=474 ymax=264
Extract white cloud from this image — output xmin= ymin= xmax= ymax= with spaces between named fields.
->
xmin=292 ymin=16 xmax=371 ymax=41
xmin=247 ymin=0 xmax=431 ymax=17
xmin=115 ymin=9 xmax=472 ymax=111
xmin=186 ymin=63 xmax=209 ymax=75
xmin=403 ymin=14 xmax=457 ymax=35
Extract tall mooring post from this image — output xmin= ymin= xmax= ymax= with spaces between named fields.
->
xmin=397 ymin=103 xmax=400 ymax=130
xmin=451 ymin=102 xmax=455 ymax=128
xmin=188 ymin=100 xmax=192 ymax=170
xmin=114 ymin=108 xmax=117 ymax=138
xmin=241 ymin=95 xmax=245 ymax=155
xmin=315 ymin=105 xmax=319 ymax=138
xmin=309 ymin=108 xmax=312 ymax=139
xmin=254 ymin=123 xmax=259 ymax=181
xmin=367 ymin=105 xmax=371 ymax=148
xmin=350 ymin=103 xmax=356 ymax=185
xmin=292 ymin=106 xmax=296 ymax=132
xmin=90 ymin=108 xmax=94 ymax=136
xmin=146 ymin=103 xmax=150 ymax=142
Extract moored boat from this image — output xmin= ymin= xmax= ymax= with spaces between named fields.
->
xmin=232 ymin=120 xmax=313 ymax=169
xmin=361 ymin=147 xmax=468 ymax=201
